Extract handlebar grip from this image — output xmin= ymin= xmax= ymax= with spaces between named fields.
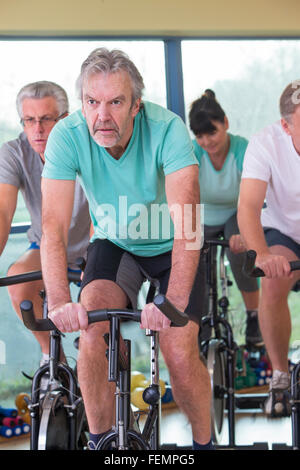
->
xmin=244 ymin=250 xmax=300 ymax=278
xmin=243 ymin=250 xmax=265 ymax=278
xmin=153 ymin=294 xmax=189 ymax=327
xmin=20 ymin=301 xmax=142 ymax=332
xmin=243 ymin=250 xmax=256 ymax=274
xmin=20 ymin=300 xmax=56 ymax=331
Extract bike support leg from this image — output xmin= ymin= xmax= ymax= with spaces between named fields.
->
xmin=291 ymin=362 xmax=300 ymax=449
xmin=219 ymin=318 xmax=236 ymax=447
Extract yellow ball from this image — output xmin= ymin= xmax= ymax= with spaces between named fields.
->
xmin=21 ymin=411 xmax=31 ymax=424
xmin=131 ymin=387 xmax=148 ymax=410
xmin=130 ymin=371 xmax=147 ymax=391
xmin=15 ymin=393 xmax=30 ymax=413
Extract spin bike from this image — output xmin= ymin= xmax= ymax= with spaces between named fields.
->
xmin=20 ymin=283 xmax=189 ymax=450
xmin=244 ymin=249 xmax=300 ymax=451
xmin=0 ymin=269 xmax=88 ymax=450
xmin=199 ymin=238 xmax=238 ymax=447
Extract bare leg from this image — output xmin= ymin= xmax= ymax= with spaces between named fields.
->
xmin=78 ymin=279 xmax=129 ymax=433
xmin=241 ymin=289 xmax=259 ymax=310
xmin=259 ymin=245 xmax=300 ymax=373
xmin=7 ymin=249 xmax=50 ymax=355
xmin=160 ymin=321 xmax=211 ymax=444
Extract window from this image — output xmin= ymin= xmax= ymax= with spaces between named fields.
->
xmin=0 ymin=39 xmax=166 ymax=224
xmin=182 ymin=39 xmax=300 ymax=138
xmin=0 ymin=39 xmax=166 ymax=148
xmin=0 ymin=39 xmax=167 ymax=403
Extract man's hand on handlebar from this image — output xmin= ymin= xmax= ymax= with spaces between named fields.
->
xmin=141 ymin=303 xmax=171 ymax=331
xmin=48 ymin=302 xmax=89 ymax=333
xmin=255 ymin=253 xmax=293 ymax=279
xmin=229 ymin=234 xmax=246 ymax=254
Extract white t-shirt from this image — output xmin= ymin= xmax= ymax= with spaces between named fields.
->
xmin=242 ymin=121 xmax=300 ymax=244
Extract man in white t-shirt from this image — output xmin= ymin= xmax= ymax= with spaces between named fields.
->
xmin=238 ymin=80 xmax=300 ymax=416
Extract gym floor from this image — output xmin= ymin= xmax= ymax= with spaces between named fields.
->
xmin=0 ymin=407 xmax=292 ymax=451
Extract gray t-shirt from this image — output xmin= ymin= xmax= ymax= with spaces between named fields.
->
xmin=0 ymin=132 xmax=90 ymax=267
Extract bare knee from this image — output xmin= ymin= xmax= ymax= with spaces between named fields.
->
xmin=80 ymin=279 xmax=128 ymax=311
xmin=79 ymin=322 xmax=109 ymax=354
xmin=261 ymin=278 xmax=290 ymax=305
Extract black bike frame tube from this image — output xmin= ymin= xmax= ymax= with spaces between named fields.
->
xmin=291 ymin=362 xmax=300 ymax=450
xmin=109 ymin=316 xmax=120 ymax=382
xmin=69 ymin=411 xmax=77 ymax=450
xmin=142 ymin=405 xmax=158 ymax=445
xmin=30 ymin=408 xmax=40 ymax=450
xmin=49 ymin=330 xmax=61 ymax=380
xmin=206 ymin=246 xmax=219 ymax=331
xmin=218 ymin=317 xmax=236 ymax=447
xmin=59 ymin=363 xmax=83 ymax=450
xmin=30 ymin=364 xmax=48 ymax=450
xmin=121 ymin=339 xmax=131 ymax=433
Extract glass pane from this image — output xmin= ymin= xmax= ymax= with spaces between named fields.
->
xmin=0 ymin=39 xmax=166 ymax=147
xmin=182 ymin=39 xmax=300 ymax=138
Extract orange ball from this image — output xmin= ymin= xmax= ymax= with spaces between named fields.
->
xmin=15 ymin=393 xmax=30 ymax=414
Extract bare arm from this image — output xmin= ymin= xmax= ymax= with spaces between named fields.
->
xmin=40 ymin=178 xmax=74 ymax=309
xmin=165 ymin=164 xmax=201 ymax=311
xmin=238 ymin=178 xmax=291 ymax=277
xmin=238 ymin=178 xmax=269 ymax=254
xmin=41 ymin=177 xmax=88 ymax=332
xmin=0 ymin=183 xmax=18 ymax=256
xmin=141 ymin=165 xmax=201 ymax=329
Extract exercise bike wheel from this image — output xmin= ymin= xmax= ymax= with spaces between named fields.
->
xmin=97 ymin=429 xmax=150 ymax=450
xmin=127 ymin=430 xmax=150 ymax=450
xmin=37 ymin=392 xmax=70 ymax=450
xmin=206 ymin=338 xmax=226 ymax=444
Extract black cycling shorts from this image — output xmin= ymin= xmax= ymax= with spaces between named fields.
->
xmin=79 ymin=238 xmax=202 ymax=324
xmin=264 ymin=227 xmax=300 ymax=259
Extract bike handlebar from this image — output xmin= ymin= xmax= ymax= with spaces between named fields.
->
xmin=243 ymin=249 xmax=300 ymax=277
xmin=0 ymin=270 xmax=81 ymax=287
xmin=203 ymin=238 xmax=229 ymax=249
xmin=20 ymin=293 xmax=189 ymax=332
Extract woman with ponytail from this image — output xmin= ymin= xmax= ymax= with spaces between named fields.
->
xmin=189 ymin=90 xmax=262 ymax=346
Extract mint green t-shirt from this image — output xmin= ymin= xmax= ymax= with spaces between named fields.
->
xmin=43 ymin=101 xmax=198 ymax=256
xmin=192 ymin=133 xmax=248 ymax=226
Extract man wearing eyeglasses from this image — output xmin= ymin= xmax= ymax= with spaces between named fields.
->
xmin=0 ymin=81 xmax=90 ymax=377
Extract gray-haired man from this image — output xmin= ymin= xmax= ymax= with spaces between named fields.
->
xmin=41 ymin=48 xmax=213 ymax=450
xmin=0 ymin=81 xmax=90 ymax=369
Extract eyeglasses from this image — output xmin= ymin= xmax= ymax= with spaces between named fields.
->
xmin=20 ymin=112 xmax=67 ymax=128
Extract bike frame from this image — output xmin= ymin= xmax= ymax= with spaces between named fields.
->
xmin=201 ymin=238 xmax=237 ymax=447
xmin=103 ymin=309 xmax=161 ymax=449
xmin=0 ymin=269 xmax=85 ymax=450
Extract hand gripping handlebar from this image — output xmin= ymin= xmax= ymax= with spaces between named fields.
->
xmin=20 ymin=293 xmax=189 ymax=332
xmin=243 ymin=249 xmax=300 ymax=277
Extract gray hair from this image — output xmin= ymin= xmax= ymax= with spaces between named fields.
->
xmin=279 ymin=80 xmax=300 ymax=122
xmin=16 ymin=81 xmax=69 ymax=118
xmin=76 ymin=47 xmax=145 ymax=104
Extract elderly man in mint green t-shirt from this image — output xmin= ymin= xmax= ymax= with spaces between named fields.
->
xmin=41 ymin=48 xmax=213 ymax=450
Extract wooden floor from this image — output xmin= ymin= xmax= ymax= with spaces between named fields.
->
xmin=0 ymin=406 xmax=293 ymax=451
